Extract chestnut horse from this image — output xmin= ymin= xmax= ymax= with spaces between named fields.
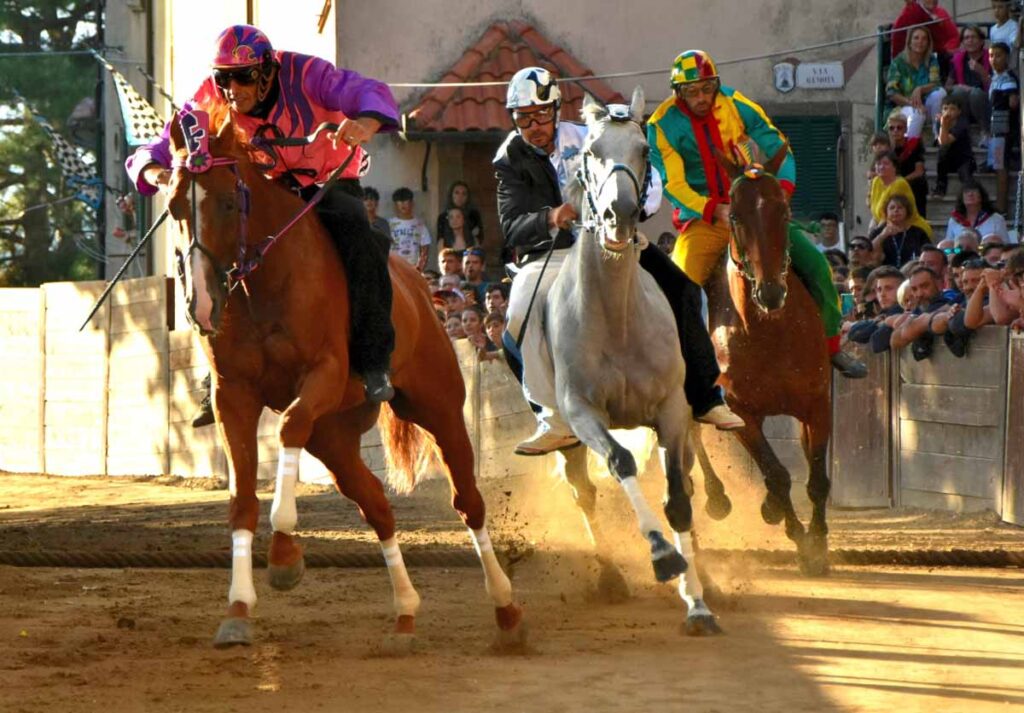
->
xmin=164 ymin=108 xmax=523 ymax=649
xmin=696 ymin=145 xmax=832 ymax=575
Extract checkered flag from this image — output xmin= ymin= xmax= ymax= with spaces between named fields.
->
xmin=97 ymin=57 xmax=165 ymax=147
xmin=16 ymin=93 xmax=103 ymax=212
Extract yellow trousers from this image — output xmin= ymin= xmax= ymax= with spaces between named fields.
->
xmin=670 ymin=220 xmax=731 ymax=286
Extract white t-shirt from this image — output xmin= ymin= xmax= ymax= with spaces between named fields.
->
xmin=388 ymin=217 xmax=432 ymax=266
xmin=990 ymin=21 xmax=1019 ymax=67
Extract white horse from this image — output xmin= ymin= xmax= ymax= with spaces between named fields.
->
xmin=545 ymin=89 xmax=720 ymax=635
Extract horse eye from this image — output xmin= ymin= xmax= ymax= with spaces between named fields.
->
xmin=642 ymin=145 xmax=651 ymax=158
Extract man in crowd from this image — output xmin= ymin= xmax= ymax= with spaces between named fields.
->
xmin=485 ymin=282 xmax=510 ymax=316
xmin=461 ymin=247 xmax=489 ymax=304
xmin=438 ymin=247 xmax=464 ymax=279
xmin=363 ymin=186 xmax=391 ymax=240
xmin=847 ymin=265 xmax=906 ymax=352
xmin=890 ymin=266 xmax=956 ymax=356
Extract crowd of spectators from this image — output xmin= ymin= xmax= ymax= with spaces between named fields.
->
xmin=815 ymin=2 xmax=1024 ymax=362
xmin=363 ymin=180 xmax=510 ymax=361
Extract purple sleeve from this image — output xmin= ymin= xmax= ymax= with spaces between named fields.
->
xmin=303 ymin=56 xmax=399 ymax=131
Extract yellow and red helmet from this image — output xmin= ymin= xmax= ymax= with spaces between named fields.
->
xmin=670 ymin=50 xmax=719 ymax=87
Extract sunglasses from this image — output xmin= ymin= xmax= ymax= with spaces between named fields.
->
xmin=213 ymin=65 xmax=261 ymax=89
xmin=850 ymin=243 xmax=871 ymax=251
xmin=943 ymin=247 xmax=964 ymax=255
xmin=512 ymin=106 xmax=556 ymax=129
xmin=679 ymin=81 xmax=719 ymax=99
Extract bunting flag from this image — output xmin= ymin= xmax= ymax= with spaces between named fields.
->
xmin=95 ymin=55 xmax=165 ymax=147
xmin=15 ymin=91 xmax=104 ymax=212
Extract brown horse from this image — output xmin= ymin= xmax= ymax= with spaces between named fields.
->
xmin=696 ymin=145 xmax=832 ymax=575
xmin=164 ymin=107 xmax=524 ymax=650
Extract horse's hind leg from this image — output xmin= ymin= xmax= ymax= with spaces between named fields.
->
xmin=562 ymin=395 xmax=686 ymax=584
xmin=798 ymin=407 xmax=831 ymax=576
xmin=690 ymin=424 xmax=732 ymax=520
xmin=267 ymin=355 xmax=346 ymax=592
xmin=386 ymin=392 xmax=524 ymax=646
xmin=656 ymin=390 xmax=721 ymax=636
xmin=305 ymin=413 xmax=421 ymax=651
xmin=731 ymin=415 xmax=806 ymax=545
xmin=560 ymin=446 xmax=629 ymax=603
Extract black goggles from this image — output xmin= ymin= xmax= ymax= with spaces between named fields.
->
xmin=213 ymin=65 xmax=261 ymax=89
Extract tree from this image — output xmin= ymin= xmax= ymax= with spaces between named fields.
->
xmin=0 ymin=1 xmax=102 ymax=286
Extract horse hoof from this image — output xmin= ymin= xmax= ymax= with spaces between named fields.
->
xmin=652 ymin=549 xmax=687 ymax=583
xmin=760 ymin=496 xmax=785 ymax=525
xmin=212 ymin=618 xmax=252 ymax=649
xmin=683 ymin=613 xmax=723 ymax=637
xmin=595 ymin=562 xmax=631 ymax=604
xmin=797 ymin=535 xmax=830 ymax=577
xmin=490 ymin=620 xmax=532 ymax=655
xmin=268 ymin=556 xmax=305 ymax=591
xmin=705 ymin=494 xmax=733 ymax=521
xmin=379 ymin=633 xmax=419 ymax=657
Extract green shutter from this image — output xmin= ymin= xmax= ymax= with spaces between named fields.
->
xmin=773 ymin=115 xmax=840 ymax=221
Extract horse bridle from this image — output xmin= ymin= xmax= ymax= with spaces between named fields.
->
xmin=171 ymin=155 xmax=252 ymax=295
xmin=576 ymin=113 xmax=651 ymax=244
xmin=726 ymin=166 xmax=792 ymax=284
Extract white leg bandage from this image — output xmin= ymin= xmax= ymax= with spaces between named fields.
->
xmin=270 ymin=447 xmax=300 ymax=533
xmin=380 ymin=536 xmax=421 ymax=617
xmin=674 ymin=531 xmax=706 ymax=610
xmin=470 ymin=526 xmax=513 ymax=608
xmin=620 ymin=476 xmax=662 ymax=537
xmin=228 ymin=529 xmax=257 ymax=609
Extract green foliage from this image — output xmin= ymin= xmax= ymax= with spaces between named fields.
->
xmin=0 ymin=1 xmax=102 ymax=286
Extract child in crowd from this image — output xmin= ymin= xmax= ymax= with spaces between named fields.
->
xmin=388 ymin=187 xmax=431 ymax=270
xmin=987 ymin=41 xmax=1020 ymax=209
xmin=933 ymin=94 xmax=975 ymax=197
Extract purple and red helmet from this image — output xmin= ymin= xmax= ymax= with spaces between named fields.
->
xmin=211 ymin=24 xmax=273 ymax=68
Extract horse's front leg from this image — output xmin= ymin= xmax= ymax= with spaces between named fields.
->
xmin=559 ymin=445 xmax=630 ymax=603
xmin=656 ymin=389 xmax=721 ymax=636
xmin=561 ymin=394 xmax=686 ymax=584
xmin=268 ymin=354 xmax=346 ymax=592
xmin=798 ymin=407 xmax=831 ymax=577
xmin=212 ymin=382 xmax=264 ymax=648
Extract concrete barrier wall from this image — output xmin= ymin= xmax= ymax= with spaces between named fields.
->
xmin=0 ymin=279 xmax=1019 ymax=522
xmin=1001 ymin=333 xmax=1024 ymax=526
xmin=896 ymin=327 xmax=1008 ymax=512
xmin=0 ymin=289 xmax=45 ymax=474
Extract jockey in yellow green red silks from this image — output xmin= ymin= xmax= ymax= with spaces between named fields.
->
xmin=647 ymin=49 xmax=867 ymax=378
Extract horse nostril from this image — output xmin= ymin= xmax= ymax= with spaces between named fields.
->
xmin=603 ymin=207 xmax=616 ymax=223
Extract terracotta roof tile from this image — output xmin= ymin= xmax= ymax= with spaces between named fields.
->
xmin=407 ymin=21 xmax=625 ymax=135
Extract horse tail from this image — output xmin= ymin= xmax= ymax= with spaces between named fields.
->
xmin=377 ymin=403 xmax=441 ymax=494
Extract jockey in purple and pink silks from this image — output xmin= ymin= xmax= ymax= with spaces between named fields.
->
xmin=127 ymin=24 xmax=401 ymax=413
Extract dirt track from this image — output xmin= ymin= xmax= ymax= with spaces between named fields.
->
xmin=0 ymin=472 xmax=1022 ymax=713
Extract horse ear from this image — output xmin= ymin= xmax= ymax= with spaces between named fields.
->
xmin=581 ymin=92 xmax=606 ymax=124
xmin=169 ymin=113 xmax=186 ymax=152
xmin=713 ymin=145 xmax=743 ymax=180
xmin=764 ymin=142 xmax=789 ymax=176
xmin=628 ymin=86 xmax=645 ymax=123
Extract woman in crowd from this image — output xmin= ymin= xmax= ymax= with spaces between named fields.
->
xmin=946 ymin=25 xmax=992 ymax=138
xmin=435 ymin=180 xmax=483 ymax=250
xmin=945 ymin=181 xmax=1010 ymax=243
xmin=870 ymin=194 xmax=932 ymax=267
xmin=869 ymin=151 xmax=934 ymax=238
xmin=886 ymin=110 xmax=928 ymax=217
xmin=887 ymin=26 xmax=947 ymax=138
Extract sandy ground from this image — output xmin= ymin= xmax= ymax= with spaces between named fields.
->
xmin=0 ymin=470 xmax=1022 ymax=713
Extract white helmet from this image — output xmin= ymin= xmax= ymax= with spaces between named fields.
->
xmin=506 ymin=67 xmax=561 ymax=110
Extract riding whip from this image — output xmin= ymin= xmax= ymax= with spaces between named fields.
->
xmin=78 ymin=208 xmax=169 ymax=331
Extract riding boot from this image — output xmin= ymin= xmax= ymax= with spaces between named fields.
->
xmin=191 ymin=373 xmax=215 ymax=428
xmin=638 ymin=244 xmax=736 ymax=421
xmin=304 ymin=181 xmax=397 ymax=401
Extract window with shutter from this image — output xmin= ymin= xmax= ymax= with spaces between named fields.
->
xmin=773 ymin=116 xmax=840 ymax=221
